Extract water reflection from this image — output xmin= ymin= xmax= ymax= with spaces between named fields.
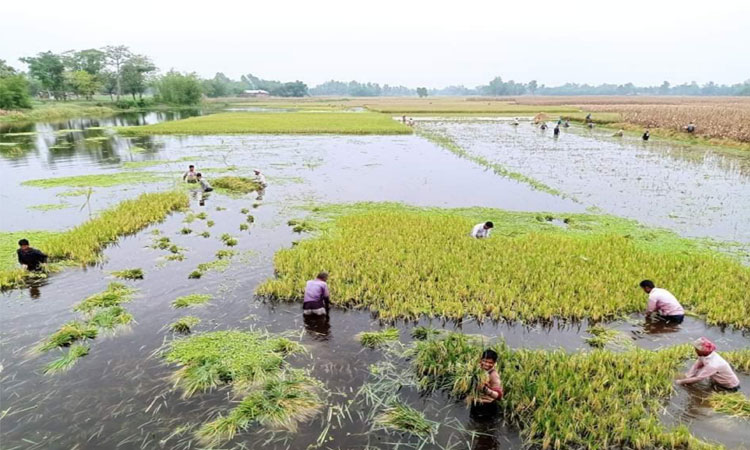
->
xmin=303 ymin=313 xmax=332 ymax=341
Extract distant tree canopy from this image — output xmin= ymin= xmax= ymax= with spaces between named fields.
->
xmin=0 ymin=60 xmax=32 ymax=109
xmin=156 ymin=71 xmax=203 ymax=105
xmin=416 ymin=87 xmax=428 ymax=98
xmin=309 ymin=80 xmax=414 ymax=97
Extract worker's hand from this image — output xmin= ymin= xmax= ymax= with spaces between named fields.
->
xmin=675 ymin=379 xmax=685 ymax=386
xmin=21 ymin=264 xmax=27 ymax=269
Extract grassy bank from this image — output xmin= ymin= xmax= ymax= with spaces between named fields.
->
xmin=0 ymin=102 xmax=118 ymax=124
xmin=117 ymin=112 xmax=412 ymax=135
xmin=0 ymin=191 xmax=188 ymax=289
xmin=257 ymin=203 xmax=750 ymax=328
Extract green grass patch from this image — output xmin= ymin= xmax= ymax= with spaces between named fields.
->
xmin=22 ymin=172 xmax=163 ymax=188
xmin=356 ymin=328 xmax=399 ymax=348
xmin=164 ymin=330 xmax=304 ymax=397
xmin=172 ymin=294 xmax=211 ymax=308
xmin=170 ymin=316 xmax=200 ymax=333
xmin=27 ymin=203 xmax=69 ymax=211
xmin=56 ymin=188 xmax=92 ymax=197
xmin=257 ymin=203 xmax=750 ymax=328
xmin=111 ymin=268 xmax=144 ymax=280
xmin=212 ymin=176 xmax=262 ymax=194
xmin=0 ymin=103 xmax=117 ymax=124
xmin=117 ymin=112 xmax=412 ymax=135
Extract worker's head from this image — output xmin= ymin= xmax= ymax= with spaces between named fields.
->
xmin=693 ymin=337 xmax=716 ymax=357
xmin=639 ymin=279 xmax=655 ymax=294
xmin=480 ymin=349 xmax=498 ymax=371
xmin=317 ymin=271 xmax=329 ymax=282
xmin=196 ymin=173 xmax=202 ymax=179
xmin=254 ymin=169 xmax=261 ymax=175
xmin=18 ymin=238 xmax=29 ymax=250
xmin=188 ymin=165 xmax=195 ymax=171
xmin=484 ymin=221 xmax=494 ymax=230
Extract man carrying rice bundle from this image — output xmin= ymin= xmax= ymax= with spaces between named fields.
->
xmin=677 ymin=337 xmax=741 ymax=392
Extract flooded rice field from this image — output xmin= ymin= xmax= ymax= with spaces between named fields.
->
xmin=1 ymin=113 xmax=748 ymax=449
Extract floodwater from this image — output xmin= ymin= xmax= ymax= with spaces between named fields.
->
xmin=1 ymin=113 xmax=748 ymax=449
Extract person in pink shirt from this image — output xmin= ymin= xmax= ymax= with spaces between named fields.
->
xmin=640 ymin=280 xmax=685 ymax=324
xmin=303 ymin=272 xmax=331 ymax=316
xmin=677 ymin=337 xmax=740 ymax=392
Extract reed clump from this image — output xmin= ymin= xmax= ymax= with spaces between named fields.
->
xmin=257 ymin=203 xmax=750 ymax=328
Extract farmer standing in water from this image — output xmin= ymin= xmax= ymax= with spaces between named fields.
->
xmin=303 ymin=272 xmax=331 ymax=316
xmin=471 ymin=349 xmax=504 ymax=419
xmin=16 ymin=239 xmax=47 ymax=271
xmin=677 ymin=337 xmax=741 ymax=392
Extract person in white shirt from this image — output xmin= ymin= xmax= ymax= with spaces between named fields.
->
xmin=471 ymin=221 xmax=494 ymax=239
xmin=253 ymin=169 xmax=267 ymax=187
xmin=183 ymin=165 xmax=198 ymax=183
xmin=640 ymin=280 xmax=685 ymax=324
xmin=676 ymin=337 xmax=740 ymax=392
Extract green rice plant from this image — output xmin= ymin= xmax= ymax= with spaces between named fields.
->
xmin=22 ymin=172 xmax=162 ymax=188
xmin=583 ymin=323 xmax=632 ymax=349
xmin=111 ymin=268 xmax=144 ymax=280
xmin=206 ymin=220 xmax=215 ymax=227
xmin=199 ymin=231 xmax=210 ymax=238
xmin=220 ymin=233 xmax=238 ymax=247
xmin=356 ymin=328 xmax=399 ymax=348
xmin=216 ymin=249 xmax=236 ymax=259
xmin=246 ymin=215 xmax=254 ymax=223
xmin=409 ymin=331 xmax=711 ymax=449
xmin=241 ymin=208 xmax=250 ymax=214
xmin=170 ymin=316 xmax=200 ymax=333
xmin=37 ymin=321 xmax=98 ymax=352
xmin=172 ymin=294 xmax=211 ymax=308
xmin=197 ymin=258 xmax=231 ymax=273
xmin=196 ymin=212 xmax=208 ymax=220
xmin=183 ymin=213 xmax=196 ymax=223
xmin=374 ymin=401 xmax=435 ymax=437
xmin=287 ymin=219 xmax=315 ymax=233
xmin=215 ymin=207 xmax=226 ymax=211
xmin=153 ymin=236 xmax=172 ymax=250
xmin=239 ymin=223 xmax=249 ymax=231
xmin=74 ymin=282 xmax=135 ymax=312
xmin=196 ymin=371 xmax=323 ymax=445
xmin=188 ymin=270 xmax=202 ymax=279
xmin=43 ymin=344 xmax=90 ymax=374
xmin=166 ymin=253 xmax=185 ymax=261
xmin=213 ymin=176 xmax=262 ymax=194
xmin=708 ymin=392 xmax=750 ymax=418
xmin=723 ymin=349 xmax=750 ymax=373
xmin=88 ymin=305 xmax=133 ymax=330
xmin=257 ymin=203 xmax=750 ymax=328
xmin=168 ymin=244 xmax=181 ymax=254
xmin=180 ymin=227 xmax=192 ymax=235
xmin=164 ymin=330 xmax=304 ymax=397
xmin=411 ymin=325 xmax=443 ymax=341
xmin=117 ymin=111 xmax=411 ymax=135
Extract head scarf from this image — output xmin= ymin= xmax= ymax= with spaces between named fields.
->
xmin=693 ymin=337 xmax=717 ymax=354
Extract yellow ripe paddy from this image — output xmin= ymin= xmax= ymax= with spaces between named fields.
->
xmin=117 ymin=111 xmax=412 ymax=135
xmin=257 ymin=204 xmax=750 ymax=327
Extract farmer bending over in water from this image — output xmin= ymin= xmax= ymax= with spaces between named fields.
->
xmin=303 ymin=272 xmax=330 ymax=316
xmin=642 ymin=129 xmax=650 ymax=141
xmin=196 ymin=173 xmax=213 ymax=192
xmin=471 ymin=349 xmax=504 ymax=419
xmin=17 ymin=239 xmax=47 ymax=271
xmin=613 ymin=129 xmax=624 ymax=137
xmin=471 ymin=221 xmax=494 ymax=239
xmin=183 ymin=165 xmax=198 ymax=183
xmin=640 ymin=280 xmax=685 ymax=324
xmin=253 ymin=169 xmax=267 ymax=187
xmin=685 ymin=121 xmax=696 ymax=133
xmin=677 ymin=337 xmax=741 ymax=392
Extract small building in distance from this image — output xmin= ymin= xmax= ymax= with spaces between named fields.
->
xmin=239 ymin=89 xmax=270 ymax=98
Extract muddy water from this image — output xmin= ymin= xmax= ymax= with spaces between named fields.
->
xmin=1 ymin=119 xmax=748 ymax=449
xmin=420 ymin=119 xmax=750 ymax=246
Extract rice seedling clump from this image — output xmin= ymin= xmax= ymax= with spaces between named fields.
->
xmin=257 ymin=203 xmax=750 ymax=328
xmin=111 ymin=268 xmax=144 ymax=280
xmin=88 ymin=305 xmax=134 ymax=329
xmin=409 ymin=331 xmax=711 ymax=449
xmin=356 ymin=328 xmax=399 ymax=348
xmin=212 ymin=176 xmax=262 ymax=194
xmin=708 ymin=392 xmax=750 ymax=418
xmin=43 ymin=344 xmax=90 ymax=374
xmin=374 ymin=401 xmax=435 ymax=437
xmin=170 ymin=316 xmax=200 ymax=333
xmin=172 ymin=293 xmax=211 ymax=308
xmin=164 ymin=330 xmax=304 ymax=397
xmin=74 ymin=282 xmax=135 ymax=312
xmin=38 ymin=321 xmax=98 ymax=352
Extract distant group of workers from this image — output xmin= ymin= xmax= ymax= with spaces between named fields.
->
xmin=401 ymin=115 xmax=416 ymax=126
xmin=182 ymin=164 xmax=267 ymax=193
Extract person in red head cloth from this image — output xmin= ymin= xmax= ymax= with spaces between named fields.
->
xmin=676 ymin=337 xmax=741 ymax=392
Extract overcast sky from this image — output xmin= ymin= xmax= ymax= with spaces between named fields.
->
xmin=2 ymin=0 xmax=748 ymax=88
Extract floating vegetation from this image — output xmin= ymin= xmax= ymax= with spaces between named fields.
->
xmin=27 ymin=203 xmax=69 ymax=211
xmin=287 ymin=218 xmax=315 ymax=233
xmin=220 ymin=233 xmax=238 ymax=247
xmin=257 ymin=203 xmax=750 ymax=328
xmin=111 ymin=268 xmax=144 ymax=280
xmin=169 ymin=244 xmax=181 ymax=254
xmin=196 ymin=258 xmax=231 ymax=273
xmin=583 ymin=323 xmax=632 ymax=349
xmin=170 ymin=316 xmax=201 ymax=333
xmin=239 ymin=223 xmax=249 ymax=231
xmin=196 ymin=212 xmax=207 ymax=220
xmin=246 ymin=214 xmax=254 ymax=223
xmin=197 ymin=371 xmax=323 ymax=445
xmin=188 ymin=270 xmax=202 ymax=279
xmin=180 ymin=227 xmax=193 ymax=235
xmin=183 ymin=213 xmax=197 ymax=223
xmin=166 ymin=253 xmax=186 ymax=261
xmin=152 ymin=236 xmax=172 ymax=250
xmin=22 ymin=172 xmax=162 ymax=188
xmin=199 ymin=231 xmax=210 ymax=238
xmin=357 ymin=328 xmax=399 ymax=348
xmin=409 ymin=331 xmax=708 ymax=448
xmin=74 ymin=282 xmax=135 ymax=313
xmin=708 ymin=392 xmax=750 ymax=419
xmin=411 ymin=325 xmax=443 ymax=341
xmin=374 ymin=401 xmax=435 ymax=437
xmin=215 ymin=207 xmax=226 ymax=211
xmin=213 ymin=176 xmax=262 ymax=194
xmin=241 ymin=208 xmax=250 ymax=214
xmin=172 ymin=294 xmax=211 ymax=308
xmin=117 ymin=111 xmax=412 ymax=135
xmin=56 ymin=188 xmax=91 ymax=197
xmin=216 ymin=249 xmax=236 ymax=259
xmin=164 ymin=330 xmax=304 ymax=397
xmin=206 ymin=220 xmax=215 ymax=227
xmin=37 ymin=321 xmax=98 ymax=352
xmin=88 ymin=305 xmax=134 ymax=330
xmin=43 ymin=344 xmax=90 ymax=375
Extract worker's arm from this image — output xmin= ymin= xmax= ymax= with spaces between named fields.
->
xmin=322 ymin=284 xmax=331 ymax=309
xmin=36 ymin=249 xmax=48 ymax=264
xmin=677 ymin=362 xmax=716 ymax=385
xmin=645 ymin=296 xmax=658 ymax=315
xmin=182 ymin=172 xmax=187 ymax=181
xmin=481 ymin=371 xmax=503 ymax=400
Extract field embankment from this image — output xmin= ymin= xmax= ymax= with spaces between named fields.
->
xmin=0 ymin=102 xmax=118 ymax=124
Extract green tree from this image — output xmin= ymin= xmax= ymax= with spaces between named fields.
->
xmin=416 ymin=87 xmax=428 ymax=98
xmin=270 ymin=81 xmax=308 ymax=97
xmin=528 ymin=80 xmax=538 ymax=95
xmin=20 ymin=51 xmax=66 ymax=99
xmin=104 ymin=45 xmax=132 ymax=101
xmin=66 ymin=70 xmax=100 ymax=99
xmin=100 ymin=70 xmax=118 ymax=100
xmin=121 ymin=55 xmax=156 ymax=99
xmin=0 ymin=60 xmax=32 ymax=109
xmin=156 ymin=71 xmax=203 ymax=105
xmin=63 ymin=49 xmax=107 ymax=76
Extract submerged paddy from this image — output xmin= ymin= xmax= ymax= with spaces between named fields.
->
xmin=1 ymin=111 xmax=749 ymax=450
